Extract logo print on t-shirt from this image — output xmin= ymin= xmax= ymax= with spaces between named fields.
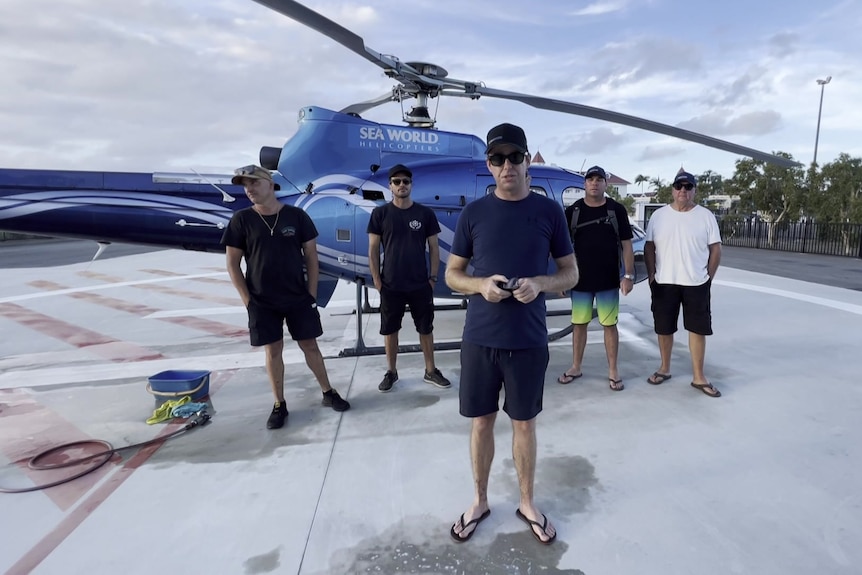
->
xmin=409 ymin=219 xmax=422 ymax=231
xmin=282 ymin=226 xmax=296 ymax=237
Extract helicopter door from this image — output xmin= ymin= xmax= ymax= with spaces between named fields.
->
xmin=309 ymin=198 xmax=356 ymax=281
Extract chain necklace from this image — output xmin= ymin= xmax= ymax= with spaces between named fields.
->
xmin=256 ymin=208 xmax=280 ymax=236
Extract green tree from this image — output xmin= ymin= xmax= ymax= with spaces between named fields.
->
xmin=650 ymin=177 xmax=672 ymax=204
xmin=634 ymin=174 xmax=649 ymax=195
xmin=725 ymin=151 xmax=805 ymax=244
xmin=810 ymin=153 xmax=862 ymax=223
xmin=607 ymin=185 xmax=635 ymax=214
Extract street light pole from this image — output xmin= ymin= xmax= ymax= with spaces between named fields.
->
xmin=813 ymin=76 xmax=832 ymax=167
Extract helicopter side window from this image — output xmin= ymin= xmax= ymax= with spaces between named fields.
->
xmin=561 ymin=186 xmax=585 ymax=207
xmin=484 ymin=185 xmax=547 ymax=197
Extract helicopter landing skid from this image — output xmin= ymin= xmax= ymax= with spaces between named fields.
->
xmin=335 ymin=282 xmax=576 ymax=357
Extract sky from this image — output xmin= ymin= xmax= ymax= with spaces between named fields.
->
xmin=2 ymin=0 xmax=860 ymax=187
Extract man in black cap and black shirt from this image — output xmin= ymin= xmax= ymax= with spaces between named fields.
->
xmin=559 ymin=165 xmax=635 ymax=391
xmin=222 ymin=164 xmax=350 ymax=430
xmin=367 ymin=163 xmax=451 ymax=392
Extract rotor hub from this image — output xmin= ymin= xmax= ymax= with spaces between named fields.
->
xmin=405 ymin=62 xmax=448 ymax=79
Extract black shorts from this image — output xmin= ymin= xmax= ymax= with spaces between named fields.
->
xmin=379 ymin=284 xmax=434 ymax=336
xmin=650 ymin=280 xmax=713 ymax=336
xmin=459 ymin=341 xmax=549 ymax=421
xmin=247 ymin=294 xmax=323 ymax=346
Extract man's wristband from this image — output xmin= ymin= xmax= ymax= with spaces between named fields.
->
xmin=623 ymin=273 xmax=635 ymax=281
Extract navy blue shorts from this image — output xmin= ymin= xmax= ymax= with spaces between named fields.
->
xmin=459 ymin=341 xmax=549 ymax=421
xmin=379 ymin=284 xmax=434 ymax=336
xmin=650 ymin=280 xmax=713 ymax=336
xmin=247 ymin=294 xmax=323 ymax=346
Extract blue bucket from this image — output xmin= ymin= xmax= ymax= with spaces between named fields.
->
xmin=146 ymin=370 xmax=211 ymax=404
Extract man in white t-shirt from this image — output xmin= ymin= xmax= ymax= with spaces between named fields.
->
xmin=644 ymin=170 xmax=722 ymax=397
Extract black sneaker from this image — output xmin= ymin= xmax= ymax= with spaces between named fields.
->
xmin=322 ymin=389 xmax=351 ymax=412
xmin=266 ymin=401 xmax=288 ymax=429
xmin=423 ymin=368 xmax=452 ymax=389
xmin=378 ymin=370 xmax=398 ymax=392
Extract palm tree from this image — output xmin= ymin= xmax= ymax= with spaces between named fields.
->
xmin=634 ymin=174 xmax=649 ymax=195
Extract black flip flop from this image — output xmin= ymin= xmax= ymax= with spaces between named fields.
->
xmin=609 ymin=378 xmax=624 ymax=391
xmin=450 ymin=509 xmax=491 ymax=543
xmin=691 ymin=381 xmax=721 ymax=397
xmin=647 ymin=372 xmax=672 ymax=385
xmin=515 ymin=508 xmax=556 ymax=545
xmin=557 ymin=372 xmax=583 ymax=384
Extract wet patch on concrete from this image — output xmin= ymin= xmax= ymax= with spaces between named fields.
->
xmin=243 ymin=546 xmax=281 ymax=574
xmin=322 ymin=517 xmax=585 ymax=574
xmin=500 ymin=455 xmax=598 ymax=516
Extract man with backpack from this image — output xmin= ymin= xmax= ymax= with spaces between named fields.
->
xmin=559 ymin=165 xmax=635 ymax=391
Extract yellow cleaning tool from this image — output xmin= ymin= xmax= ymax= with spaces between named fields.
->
xmin=146 ymin=395 xmax=191 ymax=425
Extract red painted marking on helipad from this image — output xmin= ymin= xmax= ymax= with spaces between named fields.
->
xmin=78 ymin=270 xmax=240 ymax=305
xmin=29 ymin=280 xmax=246 ymax=339
xmin=3 ymin=370 xmax=237 ymax=575
xmin=0 ymin=303 xmax=163 ymax=362
xmin=0 ymin=389 xmax=117 ymax=511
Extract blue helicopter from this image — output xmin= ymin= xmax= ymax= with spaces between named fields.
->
xmin=0 ymin=0 xmax=796 ymax=315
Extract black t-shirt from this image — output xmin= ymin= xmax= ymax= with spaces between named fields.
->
xmin=367 ymin=202 xmax=441 ymax=291
xmin=221 ymin=205 xmax=318 ymax=308
xmin=564 ymin=198 xmax=633 ymax=292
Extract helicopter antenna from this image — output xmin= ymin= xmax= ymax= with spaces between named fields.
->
xmin=190 ymin=168 xmax=235 ymax=203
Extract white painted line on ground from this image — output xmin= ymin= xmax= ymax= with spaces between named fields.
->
xmin=716 ymin=279 xmax=862 ymax=316
xmin=0 ymin=272 xmax=228 ymax=304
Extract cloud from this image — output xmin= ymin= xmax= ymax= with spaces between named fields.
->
xmin=638 ymin=145 xmax=686 ymax=161
xmin=553 ymin=127 xmax=627 ymax=157
xmin=768 ymin=32 xmax=800 ymax=58
xmin=569 ymin=1 xmax=627 ymax=17
xmin=677 ymin=110 xmax=782 ymax=137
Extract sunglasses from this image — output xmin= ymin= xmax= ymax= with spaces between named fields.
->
xmin=390 ymin=178 xmax=412 ymax=186
xmin=488 ymin=151 xmax=526 ymax=167
xmin=672 ymin=182 xmax=695 ymax=191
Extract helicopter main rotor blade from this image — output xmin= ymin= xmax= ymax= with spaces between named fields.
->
xmin=251 ymin=0 xmax=405 ymax=72
xmin=339 ymin=91 xmax=399 ymax=116
xmin=471 ymin=86 xmax=799 ymax=168
xmin=259 ymin=0 xmax=799 ymax=168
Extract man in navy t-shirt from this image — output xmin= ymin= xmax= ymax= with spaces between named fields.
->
xmin=445 ymin=123 xmax=578 ymax=546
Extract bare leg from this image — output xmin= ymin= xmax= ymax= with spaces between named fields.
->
xmin=383 ymin=332 xmax=398 ymax=373
xmin=512 ymin=417 xmax=555 ymax=542
xmin=297 ymin=338 xmax=332 ymax=392
xmin=451 ymin=412 xmax=496 ymax=539
xmin=656 ymin=333 xmax=674 ymax=375
xmin=263 ymin=340 xmax=285 ymax=402
xmin=419 ymin=332 xmax=435 ymax=373
xmin=689 ymin=332 xmax=707 ymax=384
xmin=604 ymin=324 xmax=620 ymax=382
xmin=563 ymin=324 xmax=588 ymax=377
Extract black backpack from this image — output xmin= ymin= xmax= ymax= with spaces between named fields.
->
xmin=568 ymin=199 xmax=623 ymax=273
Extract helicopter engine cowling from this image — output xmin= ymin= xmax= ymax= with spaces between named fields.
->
xmin=259 ymin=146 xmax=282 ymax=170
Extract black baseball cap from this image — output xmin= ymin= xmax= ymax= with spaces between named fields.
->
xmin=485 ymin=123 xmax=528 ymax=154
xmin=584 ymin=165 xmax=607 ymax=180
xmin=673 ymin=171 xmax=697 ymax=186
xmin=388 ymin=164 xmax=412 ymax=179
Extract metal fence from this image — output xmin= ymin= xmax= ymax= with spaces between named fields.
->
xmin=718 ymin=219 xmax=862 ymax=258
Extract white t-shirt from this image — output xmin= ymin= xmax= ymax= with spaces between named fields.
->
xmin=645 ymin=205 xmax=721 ymax=286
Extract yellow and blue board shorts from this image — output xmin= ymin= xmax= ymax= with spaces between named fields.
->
xmin=570 ymin=288 xmax=619 ymax=326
